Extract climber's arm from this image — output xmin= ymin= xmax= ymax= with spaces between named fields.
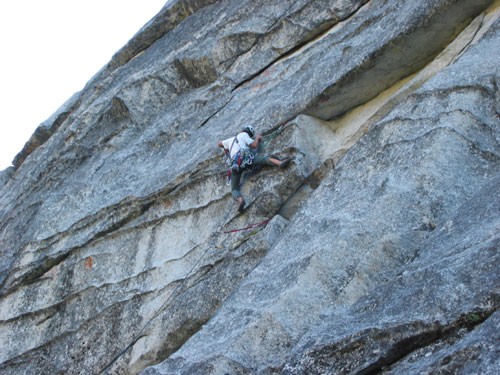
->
xmin=249 ymin=134 xmax=263 ymax=149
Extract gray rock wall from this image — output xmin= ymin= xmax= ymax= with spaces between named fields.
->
xmin=0 ymin=0 xmax=498 ymax=374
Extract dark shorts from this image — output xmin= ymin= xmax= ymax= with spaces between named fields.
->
xmin=231 ymin=154 xmax=272 ymax=199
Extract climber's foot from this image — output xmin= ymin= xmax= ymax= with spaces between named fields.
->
xmin=280 ymin=158 xmax=292 ymax=168
xmin=237 ymin=197 xmax=246 ymax=213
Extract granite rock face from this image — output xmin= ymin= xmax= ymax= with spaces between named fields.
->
xmin=0 ymin=0 xmax=499 ymax=374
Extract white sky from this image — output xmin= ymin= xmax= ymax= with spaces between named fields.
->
xmin=0 ymin=1 xmax=167 ymax=171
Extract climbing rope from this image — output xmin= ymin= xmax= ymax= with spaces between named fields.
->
xmin=99 ymin=201 xmax=241 ymax=373
xmin=260 ymin=121 xmax=294 ymax=148
xmin=223 ymin=218 xmax=271 ymax=234
xmin=101 ymin=125 xmax=295 ymax=372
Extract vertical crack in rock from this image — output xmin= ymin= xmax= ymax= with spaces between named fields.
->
xmin=198 ymin=94 xmax=234 ymax=128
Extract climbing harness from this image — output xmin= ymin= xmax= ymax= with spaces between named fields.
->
xmin=224 ymin=135 xmax=254 ymax=172
xmin=232 ymin=148 xmax=255 ymax=172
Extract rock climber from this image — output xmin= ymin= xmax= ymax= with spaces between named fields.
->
xmin=217 ymin=125 xmax=291 ymax=213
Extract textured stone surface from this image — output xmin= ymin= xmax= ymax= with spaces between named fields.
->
xmin=11 ymin=92 xmax=82 ymax=169
xmin=0 ymin=0 xmax=498 ymax=374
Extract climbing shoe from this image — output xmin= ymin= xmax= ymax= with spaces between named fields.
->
xmin=280 ymin=158 xmax=291 ymax=168
xmin=238 ymin=199 xmax=246 ymax=213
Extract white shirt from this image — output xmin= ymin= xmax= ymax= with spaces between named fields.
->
xmin=222 ymin=132 xmax=253 ymax=158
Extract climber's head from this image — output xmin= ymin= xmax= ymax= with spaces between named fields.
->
xmin=242 ymin=125 xmax=255 ymax=138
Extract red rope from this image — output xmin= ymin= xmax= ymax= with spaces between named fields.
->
xmin=223 ymin=218 xmax=271 ymax=234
